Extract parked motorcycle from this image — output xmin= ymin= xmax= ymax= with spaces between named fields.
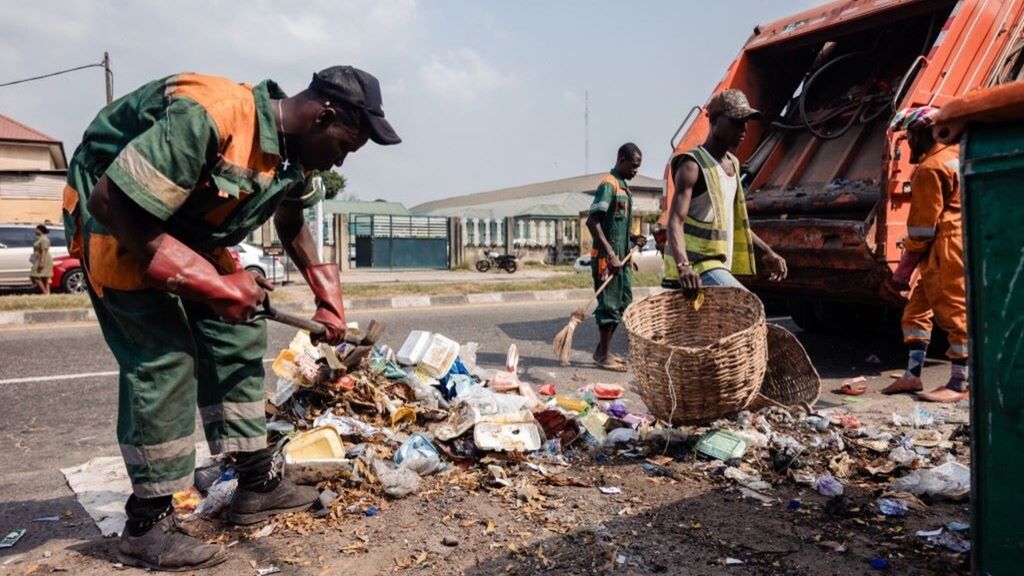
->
xmin=475 ymin=251 xmax=518 ymax=274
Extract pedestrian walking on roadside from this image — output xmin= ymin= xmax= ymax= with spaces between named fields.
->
xmin=662 ymin=89 xmax=787 ymax=292
xmin=587 ymin=143 xmax=643 ymax=372
xmin=63 ymin=66 xmax=400 ymax=571
xmin=29 ymin=224 xmax=53 ymax=295
xmin=882 ymin=106 xmax=968 ymax=403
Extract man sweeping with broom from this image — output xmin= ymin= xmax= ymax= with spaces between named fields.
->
xmin=584 ymin=143 xmax=644 ymax=371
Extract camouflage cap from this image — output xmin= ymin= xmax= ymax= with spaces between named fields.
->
xmin=706 ymin=89 xmax=761 ymax=121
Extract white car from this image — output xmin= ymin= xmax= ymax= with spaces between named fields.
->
xmin=234 ymin=242 xmax=285 ymax=283
xmin=574 ymin=236 xmax=663 ymax=274
xmin=0 ymin=224 xmax=70 ymax=288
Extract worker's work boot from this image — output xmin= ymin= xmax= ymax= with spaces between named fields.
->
xmin=118 ymin=509 xmax=227 ymax=572
xmin=881 ymin=374 xmax=924 ymax=395
xmin=228 ymin=477 xmax=318 ymax=525
xmin=228 ymin=447 xmax=317 ymax=525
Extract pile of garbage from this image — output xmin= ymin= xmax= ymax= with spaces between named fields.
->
xmin=174 ymin=322 xmax=972 ymax=558
xmin=174 ymin=322 xmax=661 ymax=524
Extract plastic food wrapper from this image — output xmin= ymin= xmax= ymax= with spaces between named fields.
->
xmin=172 ymin=486 xmax=203 ymax=514
xmin=372 ymin=458 xmax=420 ymax=498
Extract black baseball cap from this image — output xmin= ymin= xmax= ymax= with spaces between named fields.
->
xmin=310 ymin=66 xmax=401 ymax=145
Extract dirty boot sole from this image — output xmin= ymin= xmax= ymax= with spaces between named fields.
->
xmin=117 ymin=549 xmax=228 ymax=572
xmin=227 ymin=502 xmax=313 ymax=526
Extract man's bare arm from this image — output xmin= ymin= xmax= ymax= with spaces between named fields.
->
xmin=667 ymin=159 xmax=702 ymax=290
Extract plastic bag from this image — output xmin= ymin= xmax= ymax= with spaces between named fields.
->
xmin=892 ymin=461 xmax=970 ymax=499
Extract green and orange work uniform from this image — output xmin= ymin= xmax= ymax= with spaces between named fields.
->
xmin=589 ymin=169 xmax=633 ymax=327
xmin=63 ymin=74 xmax=322 ymax=498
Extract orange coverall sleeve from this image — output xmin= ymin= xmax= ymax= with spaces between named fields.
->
xmin=903 ymin=166 xmax=947 ymax=254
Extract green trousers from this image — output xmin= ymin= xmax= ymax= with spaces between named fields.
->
xmin=591 ymin=258 xmax=633 ymax=327
xmin=89 ymin=287 xmax=268 ymax=498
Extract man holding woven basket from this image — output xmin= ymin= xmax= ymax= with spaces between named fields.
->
xmin=662 ymin=89 xmax=788 ymax=293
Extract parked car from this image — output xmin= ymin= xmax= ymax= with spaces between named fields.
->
xmin=574 ymin=236 xmax=663 ymax=274
xmin=0 ymin=224 xmax=70 ymax=288
xmin=233 ymin=242 xmax=285 ymax=283
xmin=51 ymin=255 xmax=87 ymax=293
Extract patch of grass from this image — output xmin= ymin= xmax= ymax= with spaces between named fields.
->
xmin=0 ymin=271 xmax=664 ymax=312
xmin=0 ymin=293 xmax=91 ymax=312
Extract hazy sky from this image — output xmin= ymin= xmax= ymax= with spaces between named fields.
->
xmin=0 ymin=0 xmax=821 ymax=205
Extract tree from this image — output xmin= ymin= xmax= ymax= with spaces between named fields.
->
xmin=317 ymin=170 xmax=347 ymax=200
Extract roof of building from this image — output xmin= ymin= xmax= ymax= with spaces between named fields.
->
xmin=322 ymin=199 xmax=412 ymax=217
xmin=416 ymin=190 xmax=594 ymax=220
xmin=410 ymin=172 xmax=664 ymax=214
xmin=0 ymin=114 xmax=59 ymax=143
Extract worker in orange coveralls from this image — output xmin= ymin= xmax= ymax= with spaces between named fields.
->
xmin=882 ymin=106 xmax=968 ymax=403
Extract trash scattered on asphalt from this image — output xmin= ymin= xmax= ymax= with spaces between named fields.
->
xmin=52 ymin=318 xmax=973 ymax=572
xmin=31 ymin=516 xmax=60 ymax=523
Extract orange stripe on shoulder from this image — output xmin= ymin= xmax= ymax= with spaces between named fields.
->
xmin=599 ymin=175 xmax=620 ymax=191
xmin=166 ymin=73 xmax=258 ymax=167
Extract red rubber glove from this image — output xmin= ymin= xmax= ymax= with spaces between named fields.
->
xmin=892 ymin=251 xmax=923 ymax=291
xmin=304 ymin=263 xmax=346 ymax=345
xmin=144 ymin=235 xmax=266 ymax=322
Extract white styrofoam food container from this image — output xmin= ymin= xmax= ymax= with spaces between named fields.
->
xmin=418 ymin=334 xmax=461 ymax=379
xmin=397 ymin=330 xmax=432 ymax=366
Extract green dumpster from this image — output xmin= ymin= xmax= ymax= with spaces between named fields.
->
xmin=938 ymin=83 xmax=1024 ymax=575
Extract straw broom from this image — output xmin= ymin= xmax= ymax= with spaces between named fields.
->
xmin=552 ymin=248 xmax=639 ymax=366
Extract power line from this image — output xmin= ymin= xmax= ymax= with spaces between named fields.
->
xmin=0 ymin=54 xmax=113 ymax=104
xmin=0 ymin=62 xmax=105 ymax=88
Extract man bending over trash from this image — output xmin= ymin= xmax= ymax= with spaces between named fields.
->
xmin=62 ymin=66 xmax=400 ymax=571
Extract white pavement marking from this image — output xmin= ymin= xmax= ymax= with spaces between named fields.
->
xmin=0 ymin=359 xmax=275 ymax=386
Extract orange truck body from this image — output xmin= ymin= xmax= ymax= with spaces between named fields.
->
xmin=660 ymin=0 xmax=1024 ymax=312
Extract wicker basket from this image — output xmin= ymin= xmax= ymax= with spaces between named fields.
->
xmin=748 ymin=324 xmax=821 ymax=411
xmin=624 ymin=287 xmax=767 ymax=425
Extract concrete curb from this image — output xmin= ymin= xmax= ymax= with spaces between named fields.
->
xmin=1 ymin=287 xmax=668 ymax=327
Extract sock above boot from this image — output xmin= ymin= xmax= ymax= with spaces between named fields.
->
xmin=125 ymin=495 xmax=173 ymax=537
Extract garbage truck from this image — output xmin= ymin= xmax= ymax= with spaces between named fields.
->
xmin=658 ymin=0 xmax=1024 ymax=331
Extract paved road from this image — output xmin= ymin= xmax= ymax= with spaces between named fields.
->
xmin=0 ymin=300 xmax=952 ymax=570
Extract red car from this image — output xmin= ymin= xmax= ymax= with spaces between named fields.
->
xmin=51 ymin=256 xmax=87 ymax=293
xmin=51 ymin=249 xmax=243 ymax=294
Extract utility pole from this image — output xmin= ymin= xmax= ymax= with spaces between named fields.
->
xmin=103 ymin=52 xmax=113 ymax=104
xmin=584 ymin=90 xmax=590 ymax=174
